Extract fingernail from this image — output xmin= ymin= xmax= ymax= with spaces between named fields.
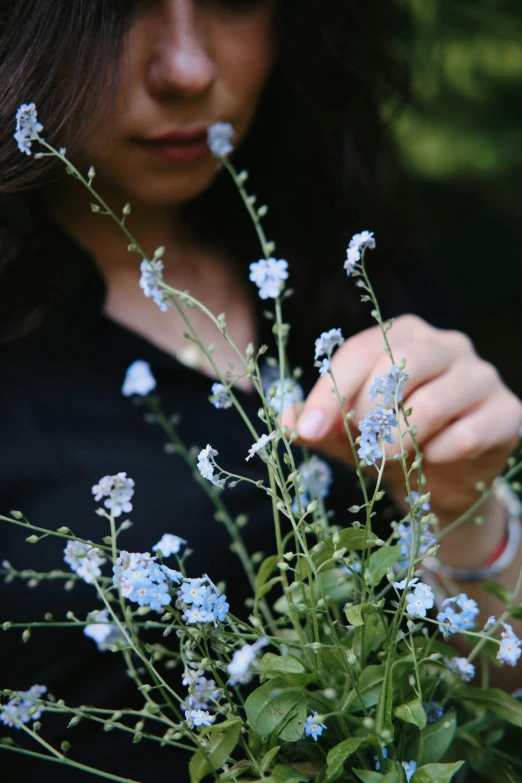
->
xmin=298 ymin=408 xmax=326 ymax=441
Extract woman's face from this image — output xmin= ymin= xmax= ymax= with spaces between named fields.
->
xmin=80 ymin=0 xmax=276 ymax=206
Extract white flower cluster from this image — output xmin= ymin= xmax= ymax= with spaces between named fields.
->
xmin=63 ymin=540 xmax=106 ymax=585
xmin=227 ymin=638 xmax=268 ymax=685
xmin=344 ymin=230 xmax=376 ymax=275
xmin=197 ymin=444 xmax=225 ymax=488
xmin=14 ymin=103 xmax=43 ymax=155
xmin=246 ymin=431 xmax=276 ymax=461
xmin=139 ymin=259 xmax=172 ymax=312
xmin=92 ymin=472 xmax=135 ymax=518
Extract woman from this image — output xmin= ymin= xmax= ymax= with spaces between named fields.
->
xmin=0 ymin=1 xmax=521 ymax=780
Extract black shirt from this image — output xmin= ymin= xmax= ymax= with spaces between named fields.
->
xmin=0 ymin=226 xmax=459 ymax=781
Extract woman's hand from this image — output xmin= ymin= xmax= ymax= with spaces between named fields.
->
xmin=281 ymin=314 xmax=522 ymax=522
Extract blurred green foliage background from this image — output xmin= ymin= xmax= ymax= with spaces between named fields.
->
xmin=390 ymin=0 xmax=522 ymax=394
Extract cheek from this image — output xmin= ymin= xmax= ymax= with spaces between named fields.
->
xmin=212 ymin=10 xmax=277 ymax=116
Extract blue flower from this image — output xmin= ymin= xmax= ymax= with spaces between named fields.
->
xmin=113 ymin=551 xmax=173 ymax=613
xmin=344 ymin=231 xmax=376 ymax=275
xmin=318 ymin=358 xmax=330 ymax=376
xmin=227 ymin=638 xmax=269 ymax=685
xmin=303 ymin=712 xmax=327 ymax=741
xmin=63 ymin=540 xmax=106 ymax=585
xmin=207 ymin=122 xmax=234 ymax=157
xmin=423 ymin=702 xmax=444 ymax=724
xmin=211 ymin=593 xmax=229 ymax=623
xmin=314 ymin=329 xmax=344 ymax=361
xmin=152 ymin=533 xmax=187 ymax=558
xmin=84 ymin=610 xmax=126 ymax=652
xmin=185 ymin=708 xmax=216 ymax=728
xmin=249 ymin=258 xmax=288 ymax=300
xmin=369 ymin=365 xmax=409 ymax=407
xmin=396 ymin=520 xmax=435 ymax=569
xmin=497 ymin=623 xmax=522 ymax=666
xmin=121 ymin=360 xmax=157 ymax=397
xmin=182 ymin=606 xmax=214 ymax=624
xmin=445 ymin=657 xmax=475 ymax=682
xmin=0 ymin=685 xmax=47 ymax=728
xmin=209 ymin=382 xmax=233 ymax=410
xmin=437 ymin=593 xmax=479 ymax=635
xmin=402 ymin=761 xmax=417 ymax=781
xmin=297 ymin=455 xmax=333 ymax=500
xmin=266 ymin=378 xmax=304 ymax=414
xmin=185 ymin=675 xmax=223 ymax=712
xmin=405 ymin=582 xmax=434 ymax=618
xmin=14 ymin=103 xmax=43 ymax=155
xmin=358 ymin=407 xmax=397 ymax=465
xmin=92 ymin=472 xmax=135 ymax=518
xmin=139 ymin=258 xmax=172 ymax=312
xmin=180 ymin=578 xmax=210 ymax=606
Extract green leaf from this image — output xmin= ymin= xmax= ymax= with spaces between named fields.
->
xmin=508 ymin=605 xmax=522 ymax=619
xmin=326 ymin=736 xmax=368 ymax=780
xmin=251 ymin=765 xmax=311 ymax=783
xmin=245 ymin=678 xmax=306 ymax=739
xmin=344 ymin=604 xmax=365 ymax=627
xmin=189 ymin=719 xmax=241 ymax=783
xmin=367 ymin=544 xmax=402 ymax=585
xmin=480 ymin=581 xmax=512 ymax=604
xmin=258 ymin=653 xmax=305 ymax=676
xmin=266 ymin=765 xmax=310 ymax=782
xmin=418 ymin=708 xmax=456 ymax=764
xmin=261 ymin=746 xmax=281 ymax=773
xmin=453 ymin=686 xmax=522 ymax=727
xmin=256 ymin=575 xmax=282 ymax=602
xmin=256 ymin=555 xmax=279 ymax=589
xmin=358 ymin=664 xmax=386 ymax=709
xmin=278 ymin=698 xmax=307 ymax=743
xmin=411 ymin=761 xmax=465 ymax=783
xmin=353 ymin=771 xmax=384 ymax=783
xmin=337 ymin=528 xmax=381 ymax=550
xmin=394 ymin=698 xmax=427 ymax=729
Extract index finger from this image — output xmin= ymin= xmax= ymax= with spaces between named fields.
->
xmin=282 ymin=324 xmax=385 ymax=441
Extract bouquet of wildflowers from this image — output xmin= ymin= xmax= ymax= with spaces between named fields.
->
xmin=2 ymin=106 xmax=522 ymax=783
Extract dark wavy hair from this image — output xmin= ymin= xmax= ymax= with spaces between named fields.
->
xmin=0 ymin=0 xmax=413 ymax=354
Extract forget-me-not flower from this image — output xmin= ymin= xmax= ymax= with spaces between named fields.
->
xmin=84 ymin=610 xmax=126 ymax=651
xmin=0 ymin=685 xmax=47 ymax=728
xmin=139 ymin=259 xmax=172 ymax=312
xmin=227 ymin=638 xmax=269 ymax=685
xmin=207 ymin=122 xmax=234 ymax=157
xmin=497 ymin=623 xmax=522 ymax=666
xmin=121 ymin=360 xmax=157 ymax=397
xmin=197 ymin=444 xmax=225 ymax=488
xmin=249 ymin=258 xmax=288 ymax=300
xmin=209 ymin=382 xmax=233 ymax=410
xmin=92 ymin=472 xmax=135 ymax=518
xmin=246 ymin=431 xmax=276 ymax=461
xmin=152 ymin=533 xmax=187 ymax=558
xmin=63 ymin=540 xmax=106 ymax=585
xmin=370 ymin=365 xmax=409 ymax=407
xmin=405 ymin=582 xmax=435 ymax=618
xmin=344 ymin=230 xmax=376 ymax=275
xmin=14 ymin=103 xmax=43 ymax=155
xmin=304 ymin=712 xmax=327 ymax=741
xmin=446 ymin=656 xmax=475 ymax=682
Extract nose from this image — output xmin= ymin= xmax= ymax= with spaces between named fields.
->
xmin=146 ymin=0 xmax=216 ymax=99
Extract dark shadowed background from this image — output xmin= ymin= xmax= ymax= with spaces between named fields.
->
xmin=389 ymin=0 xmax=522 ymax=395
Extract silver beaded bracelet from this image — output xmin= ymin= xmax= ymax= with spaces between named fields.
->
xmin=424 ymin=480 xmax=522 ymax=583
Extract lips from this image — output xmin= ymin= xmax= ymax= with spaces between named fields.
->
xmin=134 ymin=126 xmax=211 ymax=165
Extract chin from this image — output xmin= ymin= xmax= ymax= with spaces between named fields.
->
xmin=121 ymin=166 xmax=218 ymax=207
